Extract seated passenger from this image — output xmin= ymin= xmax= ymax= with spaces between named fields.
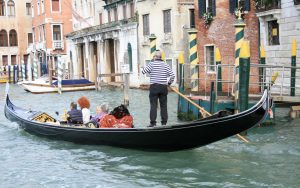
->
xmin=67 ymin=102 xmax=83 ymax=124
xmin=90 ymin=104 xmax=109 ymax=126
xmin=77 ymin=96 xmax=91 ymax=124
xmin=100 ymin=104 xmax=133 ymax=128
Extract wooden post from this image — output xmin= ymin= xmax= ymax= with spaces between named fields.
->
xmin=215 ymin=47 xmax=222 ymax=93
xmin=260 ymin=45 xmax=266 ymax=89
xmin=123 ymin=73 xmax=130 ymax=106
xmin=239 ymin=40 xmax=250 ymax=112
xmin=291 ymin=39 xmax=297 ymax=96
xmin=188 ymin=29 xmax=199 ymax=92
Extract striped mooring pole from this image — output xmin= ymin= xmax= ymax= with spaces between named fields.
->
xmin=239 ymin=40 xmax=250 ymax=112
xmin=22 ymin=61 xmax=26 ymax=81
xmin=149 ymin=34 xmax=157 ymax=60
xmin=178 ymin=51 xmax=185 ymax=113
xmin=234 ymin=13 xmax=246 ymax=112
xmin=215 ymin=47 xmax=222 ymax=93
xmin=260 ymin=45 xmax=266 ymax=89
xmin=188 ymin=29 xmax=199 ymax=92
xmin=33 ymin=55 xmax=38 ymax=81
xmin=291 ymin=39 xmax=297 ymax=96
xmin=57 ymin=57 xmax=63 ymax=94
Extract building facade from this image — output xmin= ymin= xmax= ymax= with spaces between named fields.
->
xmin=136 ymin=0 xmax=195 ymax=86
xmin=0 ymin=0 xmax=32 ymax=66
xmin=195 ymin=0 xmax=259 ymax=93
xmin=67 ymin=0 xmax=138 ymax=85
xmin=257 ymin=0 xmax=300 ymax=94
xmin=30 ymin=0 xmax=73 ymax=77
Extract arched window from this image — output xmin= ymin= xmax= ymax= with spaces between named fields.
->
xmin=9 ymin=29 xmax=18 ymax=46
xmin=0 ymin=0 xmax=5 ymax=16
xmin=0 ymin=30 xmax=8 ymax=46
xmin=7 ymin=0 xmax=15 ymax=16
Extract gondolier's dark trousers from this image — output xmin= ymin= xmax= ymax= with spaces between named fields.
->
xmin=149 ymin=84 xmax=168 ymax=125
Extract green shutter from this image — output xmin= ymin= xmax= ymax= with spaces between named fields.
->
xmin=244 ymin=0 xmax=251 ymax=11
xmin=229 ymin=0 xmax=237 ymax=13
xmin=198 ymin=0 xmax=206 ymax=17
xmin=212 ymin=0 xmax=216 ymax=16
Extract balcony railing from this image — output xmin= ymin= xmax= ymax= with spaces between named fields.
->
xmin=53 ymin=40 xmax=64 ymax=50
xmin=256 ymin=0 xmax=281 ymax=12
xmin=295 ymin=0 xmax=300 ymax=5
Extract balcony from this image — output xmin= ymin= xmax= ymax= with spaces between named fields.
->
xmin=53 ymin=40 xmax=64 ymax=50
xmin=177 ymin=0 xmax=194 ymax=5
xmin=255 ymin=0 xmax=281 ymax=12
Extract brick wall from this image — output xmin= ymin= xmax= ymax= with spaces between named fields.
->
xmin=194 ymin=0 xmax=259 ymax=93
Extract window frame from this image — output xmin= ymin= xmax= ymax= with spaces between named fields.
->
xmin=9 ymin=29 xmax=18 ymax=46
xmin=163 ymin=9 xmax=171 ymax=33
xmin=142 ymin=14 xmax=150 ymax=36
xmin=51 ymin=0 xmax=61 ymax=12
xmin=0 ymin=29 xmax=8 ymax=47
xmin=204 ymin=45 xmax=216 ymax=73
xmin=52 ymin=24 xmax=62 ymax=41
xmin=7 ymin=0 xmax=15 ymax=17
xmin=26 ymin=3 xmax=32 ymax=15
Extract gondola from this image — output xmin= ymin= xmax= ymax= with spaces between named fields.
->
xmin=4 ymin=90 xmax=270 ymax=151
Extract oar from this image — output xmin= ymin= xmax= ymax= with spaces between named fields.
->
xmin=170 ymin=86 xmax=249 ymax=143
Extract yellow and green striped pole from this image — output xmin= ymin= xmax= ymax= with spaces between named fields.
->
xmin=178 ymin=51 xmax=185 ymax=89
xmin=239 ymin=40 xmax=250 ymax=112
xmin=149 ymin=34 xmax=157 ymax=60
xmin=234 ymin=14 xmax=246 ymax=112
xmin=260 ymin=45 xmax=266 ymax=89
xmin=188 ymin=29 xmax=199 ymax=92
xmin=291 ymin=39 xmax=297 ymax=96
xmin=215 ymin=47 xmax=222 ymax=93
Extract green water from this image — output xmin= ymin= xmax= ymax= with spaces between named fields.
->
xmin=0 ymin=85 xmax=299 ymax=187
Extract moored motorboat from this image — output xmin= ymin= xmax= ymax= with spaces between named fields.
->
xmin=21 ymin=78 xmax=95 ymax=94
xmin=4 ymin=90 xmax=270 ymax=151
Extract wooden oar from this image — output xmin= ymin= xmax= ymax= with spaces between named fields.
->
xmin=170 ymin=86 xmax=249 ymax=143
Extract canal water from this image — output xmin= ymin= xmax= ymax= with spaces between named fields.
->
xmin=0 ymin=85 xmax=299 ymax=187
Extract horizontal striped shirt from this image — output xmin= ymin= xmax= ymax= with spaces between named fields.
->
xmin=142 ymin=60 xmax=175 ymax=85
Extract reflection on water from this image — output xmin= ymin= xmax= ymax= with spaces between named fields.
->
xmin=0 ymin=85 xmax=300 ymax=187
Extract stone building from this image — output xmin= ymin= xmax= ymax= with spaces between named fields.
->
xmin=194 ymin=0 xmax=259 ymax=93
xmin=30 ymin=0 xmax=73 ymax=77
xmin=256 ymin=0 xmax=300 ymax=94
xmin=67 ymin=0 xmax=138 ymax=85
xmin=0 ymin=0 xmax=32 ymax=66
xmin=136 ymin=0 xmax=195 ymax=86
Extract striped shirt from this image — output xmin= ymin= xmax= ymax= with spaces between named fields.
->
xmin=142 ymin=59 xmax=175 ymax=85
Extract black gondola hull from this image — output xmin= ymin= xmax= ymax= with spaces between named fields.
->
xmin=4 ymin=91 xmax=269 ymax=151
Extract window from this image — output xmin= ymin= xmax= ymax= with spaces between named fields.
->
xmin=41 ymin=0 xmax=44 ymax=14
xmin=52 ymin=0 xmax=60 ymax=12
xmin=268 ymin=20 xmax=280 ymax=45
xmin=9 ymin=30 xmax=18 ymax=46
xmin=11 ymin=55 xmax=16 ymax=65
xmin=108 ymin=10 xmax=111 ymax=23
xmin=114 ymin=7 xmax=118 ymax=21
xmin=123 ymin=4 xmax=127 ymax=19
xmin=2 ymin=55 xmax=8 ymax=66
xmin=0 ymin=30 xmax=8 ymax=46
xmin=198 ymin=0 xmax=216 ymax=17
xmin=52 ymin=25 xmax=61 ymax=40
xmin=189 ymin=9 xmax=195 ymax=28
xmin=163 ymin=9 xmax=171 ymax=33
xmin=7 ymin=0 xmax=15 ymax=16
xmin=26 ymin=3 xmax=31 ymax=15
xmin=99 ymin=13 xmax=102 ymax=25
xmin=142 ymin=14 xmax=149 ymax=36
xmin=205 ymin=45 xmax=215 ymax=72
xmin=0 ymin=0 xmax=5 ymax=16
xmin=28 ymin=33 xmax=33 ymax=44
xmin=37 ymin=0 xmax=40 ymax=15
xmin=130 ymin=2 xmax=134 ymax=18
xmin=229 ymin=0 xmax=251 ymax=13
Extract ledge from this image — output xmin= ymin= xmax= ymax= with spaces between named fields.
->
xmin=256 ymin=9 xmax=282 ymax=20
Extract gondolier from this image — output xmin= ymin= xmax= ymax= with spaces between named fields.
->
xmin=142 ymin=50 xmax=175 ymax=127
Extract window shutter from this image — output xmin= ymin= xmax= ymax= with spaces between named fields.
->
xmin=244 ymin=0 xmax=250 ymax=11
xmin=229 ymin=0 xmax=237 ymax=13
xmin=198 ymin=0 xmax=206 ymax=17
xmin=212 ymin=0 xmax=216 ymax=16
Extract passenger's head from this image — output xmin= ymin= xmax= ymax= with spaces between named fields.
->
xmin=154 ymin=50 xmax=162 ymax=60
xmin=97 ymin=104 xmax=109 ymax=113
xmin=77 ymin=96 xmax=90 ymax=109
xmin=70 ymin=102 xmax=77 ymax=109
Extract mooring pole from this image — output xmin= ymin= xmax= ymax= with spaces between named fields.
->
xmin=260 ymin=45 xmax=266 ymax=89
xmin=291 ymin=39 xmax=297 ymax=96
xmin=188 ymin=29 xmax=199 ymax=92
xmin=149 ymin=34 xmax=157 ymax=60
xmin=234 ymin=10 xmax=246 ymax=113
xmin=239 ymin=40 xmax=250 ymax=112
xmin=215 ymin=47 xmax=222 ymax=93
xmin=123 ymin=73 xmax=129 ymax=106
